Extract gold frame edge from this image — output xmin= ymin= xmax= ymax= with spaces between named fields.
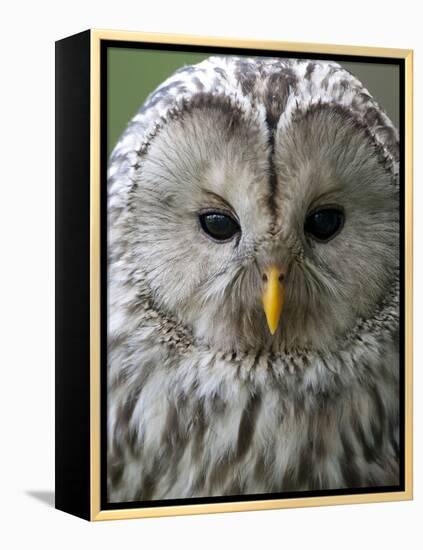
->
xmin=89 ymin=29 xmax=413 ymax=521
xmin=90 ymin=30 xmax=101 ymax=521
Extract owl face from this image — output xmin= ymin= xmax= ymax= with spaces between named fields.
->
xmin=118 ymin=58 xmax=399 ymax=354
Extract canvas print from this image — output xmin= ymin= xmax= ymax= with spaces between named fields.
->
xmin=106 ymin=49 xmax=401 ymax=505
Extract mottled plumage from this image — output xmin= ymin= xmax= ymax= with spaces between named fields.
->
xmin=107 ymin=56 xmax=400 ymax=502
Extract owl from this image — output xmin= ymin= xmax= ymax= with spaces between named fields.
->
xmin=107 ymin=55 xmax=400 ymax=502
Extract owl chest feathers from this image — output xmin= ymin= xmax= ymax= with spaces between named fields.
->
xmin=107 ymin=330 xmax=399 ymax=502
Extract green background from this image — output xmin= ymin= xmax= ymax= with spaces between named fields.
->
xmin=107 ymin=47 xmax=399 ymax=156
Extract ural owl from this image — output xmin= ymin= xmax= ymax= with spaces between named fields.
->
xmin=107 ymin=56 xmax=400 ymax=503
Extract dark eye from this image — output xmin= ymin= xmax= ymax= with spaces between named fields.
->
xmin=304 ymin=207 xmax=345 ymax=242
xmin=199 ymin=212 xmax=240 ymax=242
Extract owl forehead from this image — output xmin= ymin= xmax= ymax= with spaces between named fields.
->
xmin=108 ymin=55 xmax=398 ymax=221
xmin=119 ymin=55 xmax=398 ymax=150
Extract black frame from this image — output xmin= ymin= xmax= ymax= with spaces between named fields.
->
xmin=55 ymin=30 xmax=407 ymax=521
xmin=55 ymin=30 xmax=91 ymax=520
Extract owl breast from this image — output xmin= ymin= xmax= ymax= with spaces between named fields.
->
xmin=108 ymin=326 xmax=399 ymax=502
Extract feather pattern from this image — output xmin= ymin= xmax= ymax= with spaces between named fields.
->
xmin=107 ymin=56 xmax=400 ymax=502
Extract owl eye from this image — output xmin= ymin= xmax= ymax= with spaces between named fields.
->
xmin=304 ymin=207 xmax=345 ymax=242
xmin=199 ymin=212 xmax=240 ymax=242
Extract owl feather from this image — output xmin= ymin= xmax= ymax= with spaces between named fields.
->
xmin=107 ymin=56 xmax=400 ymax=502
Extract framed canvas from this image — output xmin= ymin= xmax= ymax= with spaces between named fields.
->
xmin=55 ymin=29 xmax=413 ymax=521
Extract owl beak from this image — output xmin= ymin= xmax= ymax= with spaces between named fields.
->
xmin=261 ymin=266 xmax=286 ymax=335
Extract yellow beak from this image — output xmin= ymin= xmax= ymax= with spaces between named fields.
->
xmin=262 ymin=266 xmax=285 ymax=335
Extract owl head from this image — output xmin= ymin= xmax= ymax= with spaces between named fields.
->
xmin=108 ymin=56 xmax=399 ymax=355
